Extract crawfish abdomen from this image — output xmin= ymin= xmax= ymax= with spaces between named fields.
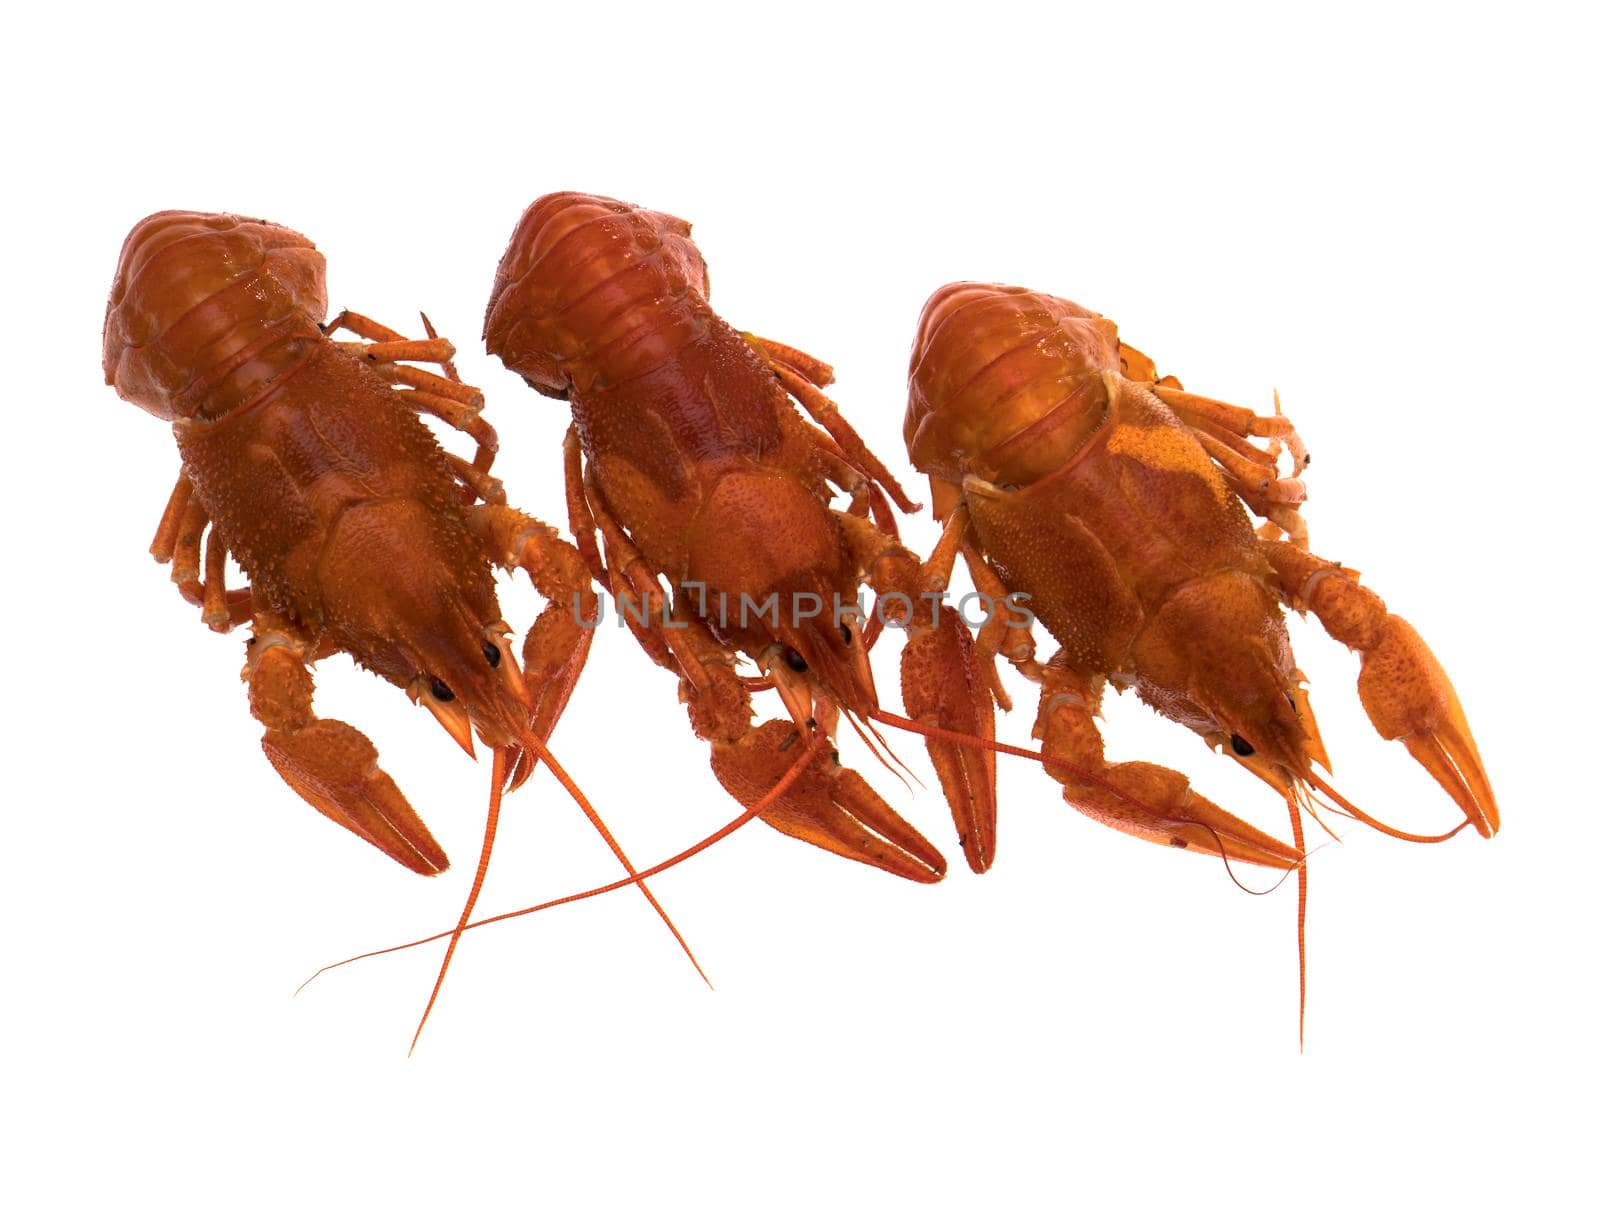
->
xmin=103 ymin=211 xmax=329 ymax=423
xmin=906 ymin=282 xmax=1131 ymax=488
xmin=485 ymin=193 xmax=813 ymax=577
xmin=484 ymin=192 xmax=714 ymax=399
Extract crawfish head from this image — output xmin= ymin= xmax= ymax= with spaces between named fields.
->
xmin=316 ymin=498 xmax=531 ymax=755
xmin=1129 ymin=570 xmax=1326 ymax=792
xmin=683 ymin=468 xmax=877 ymax=731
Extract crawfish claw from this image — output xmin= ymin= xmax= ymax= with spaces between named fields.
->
xmin=262 ymin=720 xmax=449 ymax=875
xmin=1357 ymin=615 xmax=1499 ymax=837
xmin=711 ymin=720 xmax=947 ymax=883
xmin=249 ymin=637 xmax=448 ymax=875
xmin=901 ymin=607 xmax=999 ymax=873
xmin=1065 ymin=760 xmax=1303 ymax=870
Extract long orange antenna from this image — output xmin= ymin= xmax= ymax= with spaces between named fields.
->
xmin=1287 ymin=792 xmax=1308 ymax=1052
xmin=513 ymin=721 xmax=711 ymax=990
xmin=870 ymin=709 xmax=1090 ymax=772
xmin=410 ymin=748 xmax=508 ymax=1054
xmin=298 ymin=731 xmax=830 ymax=994
xmin=868 ymin=709 xmax=1171 ymax=817
xmin=877 ymin=706 xmax=1320 ymax=1045
xmin=1305 ymin=770 xmax=1472 ymax=845
xmin=410 ymin=722 xmax=710 ymax=1052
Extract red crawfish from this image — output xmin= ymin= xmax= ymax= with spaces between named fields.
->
xmin=483 ymin=192 xmax=1000 ymax=882
xmin=904 ymin=282 xmax=1499 ymax=1033
xmin=102 ymin=211 xmax=697 ymax=1042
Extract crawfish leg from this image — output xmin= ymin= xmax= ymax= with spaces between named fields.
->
xmin=444 ymin=452 xmax=506 ymax=506
xmin=1034 ymin=659 xmax=1302 ymax=869
xmin=792 ymin=418 xmax=901 ymax=539
xmin=813 ymin=437 xmax=873 ymax=519
xmin=961 ymin=539 xmax=1044 ymax=707
xmin=246 ymin=614 xmax=447 ymax=875
xmin=329 ymin=309 xmax=498 ymax=488
xmin=1152 ymin=383 xmax=1309 ymax=474
xmin=559 ymin=435 xmax=674 ymax=786
xmin=153 ymin=476 xmax=250 ymax=630
xmin=321 ymin=309 xmax=405 ymax=342
xmin=403 ymin=393 xmax=498 ymax=485
xmin=469 ymin=504 xmax=600 ymax=748
xmin=743 ymin=333 xmax=835 ymax=387
xmin=562 ymin=425 xmax=606 ymax=583
xmin=326 ymin=309 xmax=484 ymax=411
xmin=198 ymin=528 xmax=251 ymax=631
xmin=841 ymin=511 xmax=999 ymax=872
xmin=1151 ymin=383 xmax=1309 ymax=545
xmin=582 ymin=468 xmax=714 ymax=687
xmin=753 ymin=339 xmax=918 ymax=513
xmin=1261 ymin=542 xmax=1499 ymax=836
xmin=150 ymin=472 xmax=192 ymax=563
xmin=325 ymin=309 xmax=461 ymax=381
xmin=170 ymin=489 xmax=208 ymax=607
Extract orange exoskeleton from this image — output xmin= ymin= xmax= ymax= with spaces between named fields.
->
xmin=103 ymin=211 xmax=694 ymax=1044
xmin=904 ymin=283 xmax=1498 ymax=1031
xmin=484 ymin=193 xmax=999 ymax=882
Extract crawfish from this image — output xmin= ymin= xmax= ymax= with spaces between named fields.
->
xmin=103 ymin=211 xmax=692 ymax=1039
xmin=904 ymin=283 xmax=1498 ymax=1025
xmin=484 ymin=193 xmax=998 ymax=880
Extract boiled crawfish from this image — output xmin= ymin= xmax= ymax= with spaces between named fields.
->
xmin=904 ymin=283 xmax=1498 ymax=1026
xmin=104 ymin=211 xmax=693 ymax=1041
xmin=484 ymin=193 xmax=999 ymax=880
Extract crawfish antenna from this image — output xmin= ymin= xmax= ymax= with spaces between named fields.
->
xmin=868 ymin=708 xmax=1111 ymax=786
xmin=1305 ymin=770 xmax=1472 ymax=845
xmin=411 ymin=747 xmax=509 ymax=1054
xmin=511 ymin=721 xmax=710 ymax=990
xmin=1287 ymin=791 xmax=1308 ymax=1053
xmin=298 ymin=732 xmax=831 ymax=993
xmin=872 ymin=705 xmax=1317 ymax=1046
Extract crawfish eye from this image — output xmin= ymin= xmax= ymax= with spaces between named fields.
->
xmin=483 ymin=641 xmax=502 ymax=667
xmin=839 ymin=624 xmax=853 ymax=646
xmin=1230 ymin=733 xmax=1255 ymax=757
xmin=783 ymin=648 xmax=809 ymax=673
xmin=429 ymin=677 xmax=456 ymax=702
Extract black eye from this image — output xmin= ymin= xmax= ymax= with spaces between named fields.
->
xmin=783 ymin=648 xmax=809 ymax=673
xmin=1230 ymin=733 xmax=1254 ymax=757
xmin=430 ymin=677 xmax=455 ymax=702
xmin=483 ymin=642 xmax=501 ymax=667
xmin=839 ymin=624 xmax=853 ymax=646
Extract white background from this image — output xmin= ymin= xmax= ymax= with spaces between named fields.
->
xmin=4 ymin=3 xmax=1594 ymax=1207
